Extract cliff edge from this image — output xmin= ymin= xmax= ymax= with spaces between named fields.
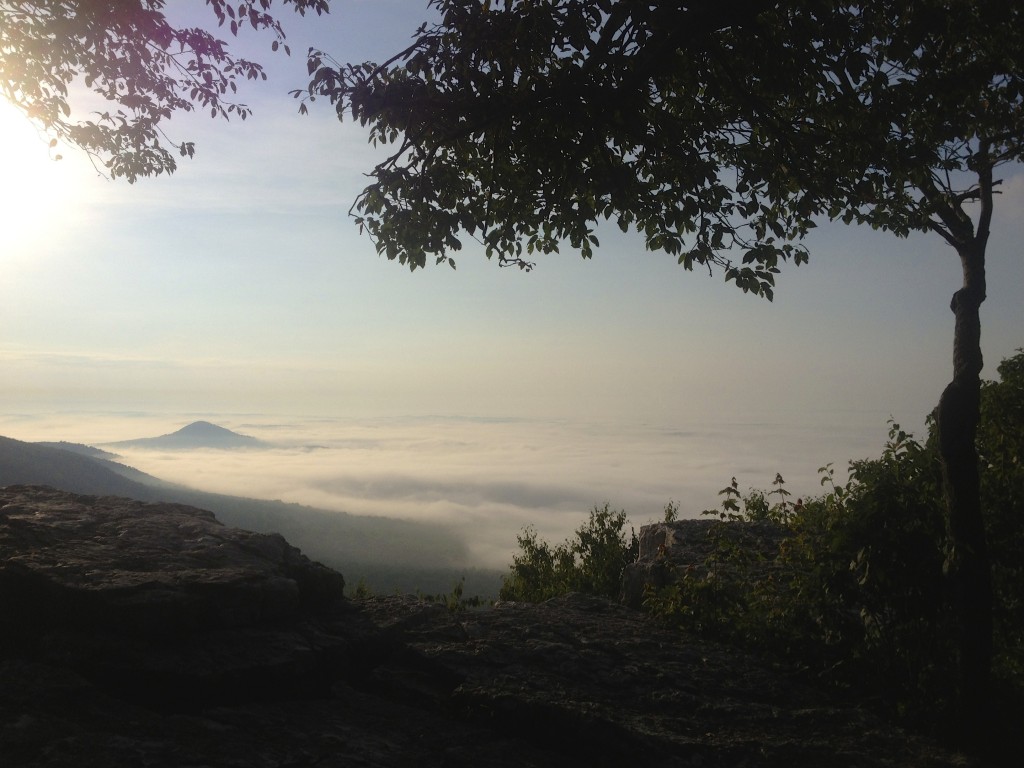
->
xmin=0 ymin=486 xmax=966 ymax=767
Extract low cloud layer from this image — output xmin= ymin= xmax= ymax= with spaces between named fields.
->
xmin=3 ymin=412 xmax=892 ymax=568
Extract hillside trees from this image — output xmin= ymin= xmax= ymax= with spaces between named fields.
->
xmin=1 ymin=0 xmax=329 ymax=181
xmin=299 ymin=0 xmax=1023 ymax=723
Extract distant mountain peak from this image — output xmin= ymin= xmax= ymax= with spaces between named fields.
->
xmin=106 ymin=421 xmax=264 ymax=450
xmin=175 ymin=421 xmax=246 ymax=437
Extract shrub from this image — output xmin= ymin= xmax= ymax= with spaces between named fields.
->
xmin=644 ymin=473 xmax=834 ymax=660
xmin=499 ymin=503 xmax=638 ymax=602
xmin=977 ymin=350 xmax=1024 ymax=686
xmin=644 ymin=372 xmax=1024 ymax=720
xmin=644 ymin=425 xmax=955 ymax=709
xmin=500 ymin=351 xmax=1024 ymax=723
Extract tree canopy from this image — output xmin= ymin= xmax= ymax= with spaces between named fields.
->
xmin=1 ymin=0 xmax=328 ymax=181
xmin=301 ymin=0 xmax=1022 ymax=295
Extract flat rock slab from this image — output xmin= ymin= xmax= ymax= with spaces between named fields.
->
xmin=0 ymin=485 xmax=344 ymax=637
xmin=0 ymin=487 xmax=971 ymax=767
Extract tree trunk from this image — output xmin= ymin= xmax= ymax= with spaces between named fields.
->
xmin=936 ymin=238 xmax=992 ymax=737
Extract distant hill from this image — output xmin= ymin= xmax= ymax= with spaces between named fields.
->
xmin=33 ymin=441 xmax=120 ymax=460
xmin=105 ymin=421 xmax=265 ymax=450
xmin=0 ymin=434 xmax=500 ymax=596
xmin=0 ymin=436 xmax=167 ymax=498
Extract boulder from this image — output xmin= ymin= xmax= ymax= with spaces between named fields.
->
xmin=621 ymin=519 xmax=790 ymax=608
xmin=0 ymin=485 xmax=345 ymax=639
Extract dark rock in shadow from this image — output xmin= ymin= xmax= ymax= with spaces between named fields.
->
xmin=0 ymin=486 xmax=969 ymax=767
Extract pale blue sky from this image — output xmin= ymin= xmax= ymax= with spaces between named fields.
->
xmin=2 ymin=1 xmax=1023 ymax=489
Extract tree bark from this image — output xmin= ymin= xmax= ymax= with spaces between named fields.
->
xmin=936 ymin=238 xmax=993 ymax=737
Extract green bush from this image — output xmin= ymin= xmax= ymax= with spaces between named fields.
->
xmin=499 ymin=503 xmax=638 ymax=602
xmin=977 ymin=350 xmax=1024 ymax=686
xmin=643 ymin=345 xmax=1024 ymax=717
xmin=501 ymin=350 xmax=1024 ymax=723
xmin=644 ymin=424 xmax=957 ymax=707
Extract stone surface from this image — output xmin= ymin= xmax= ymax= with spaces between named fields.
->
xmin=621 ymin=520 xmax=790 ymax=608
xmin=0 ymin=485 xmax=345 ymax=641
xmin=0 ymin=487 xmax=974 ymax=767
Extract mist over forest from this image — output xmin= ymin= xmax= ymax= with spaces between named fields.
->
xmin=2 ymin=409 xmax=893 ymax=576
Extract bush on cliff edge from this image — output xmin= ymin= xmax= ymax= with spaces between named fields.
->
xmin=502 ymin=349 xmax=1024 ymax=729
xmin=499 ymin=503 xmax=638 ymax=602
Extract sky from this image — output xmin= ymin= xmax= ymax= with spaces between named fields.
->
xmin=1 ymin=1 xmax=1022 ymax=567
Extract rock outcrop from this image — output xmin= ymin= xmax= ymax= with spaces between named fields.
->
xmin=1 ymin=486 xmax=969 ymax=767
xmin=621 ymin=519 xmax=790 ymax=608
xmin=0 ymin=485 xmax=344 ymax=638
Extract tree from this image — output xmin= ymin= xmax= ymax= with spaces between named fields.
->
xmin=1 ymin=0 xmax=328 ymax=182
xmin=299 ymin=0 xmax=1023 ymax=731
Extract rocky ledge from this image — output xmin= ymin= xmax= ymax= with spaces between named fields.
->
xmin=1 ymin=486 xmax=968 ymax=767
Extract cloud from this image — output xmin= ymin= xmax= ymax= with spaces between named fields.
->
xmin=312 ymin=474 xmax=595 ymax=511
xmin=1 ymin=411 xmax=893 ymax=569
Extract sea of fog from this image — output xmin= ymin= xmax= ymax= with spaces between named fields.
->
xmin=0 ymin=410 xmax=908 ymax=568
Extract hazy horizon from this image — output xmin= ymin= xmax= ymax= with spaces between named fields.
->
xmin=3 ymin=407 xmax=907 ymax=568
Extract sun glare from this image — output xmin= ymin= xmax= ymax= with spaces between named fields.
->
xmin=0 ymin=100 xmax=88 ymax=252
